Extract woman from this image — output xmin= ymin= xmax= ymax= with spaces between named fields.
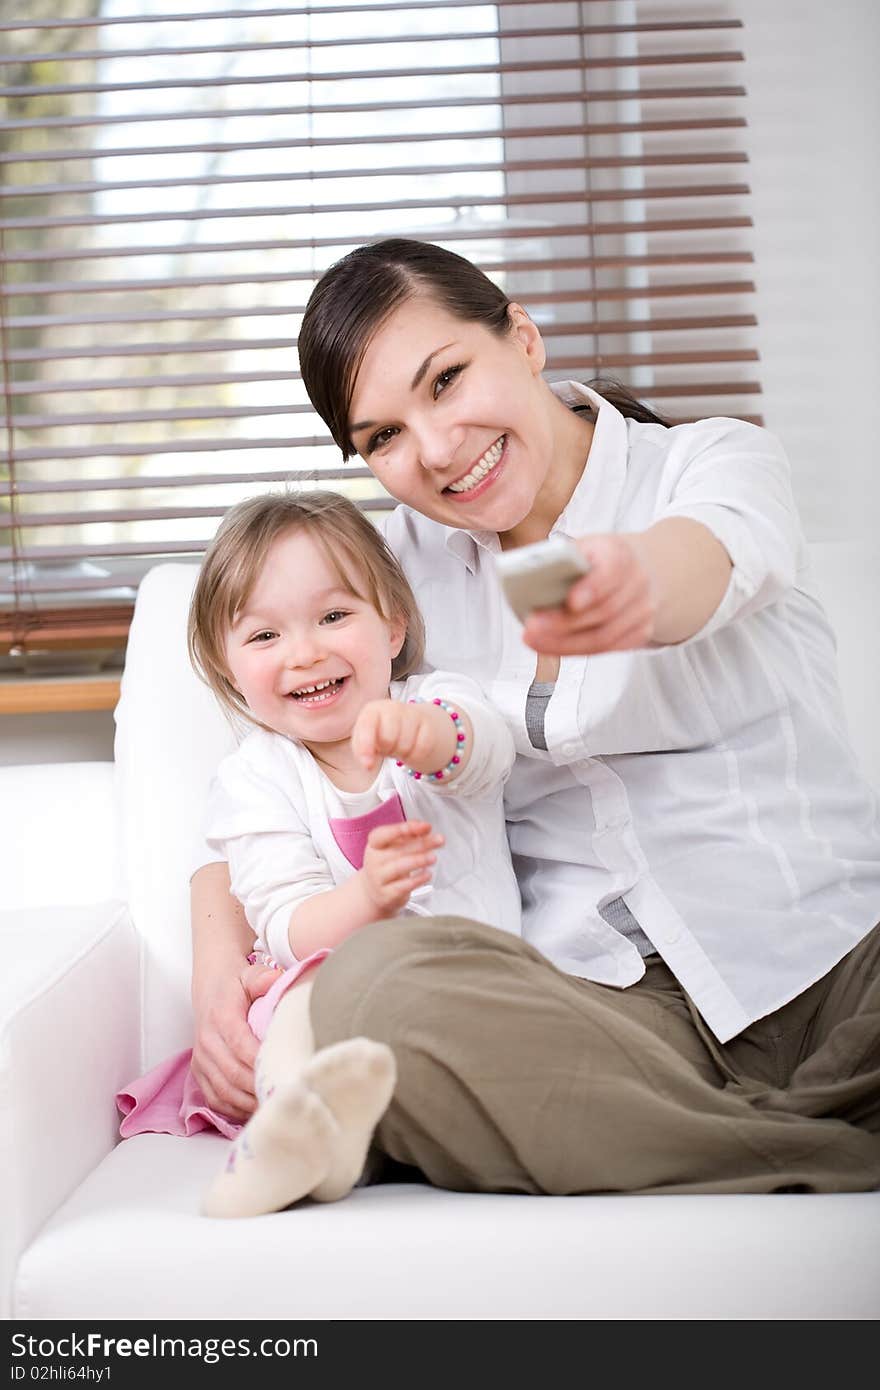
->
xmin=190 ymin=238 xmax=880 ymax=1193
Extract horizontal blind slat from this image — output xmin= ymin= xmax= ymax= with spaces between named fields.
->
xmin=3 ymin=208 xmax=750 ymax=239
xmin=1 ymin=524 xmax=397 ymax=564
xmin=4 ymin=244 xmax=756 ymax=269
xmin=5 ymin=282 xmax=756 ymax=333
xmin=3 ymin=1 xmax=736 ymax=29
xmin=4 ymin=311 xmax=770 ymax=370
xmin=1 ymin=154 xmax=749 ymax=202
xmin=0 ymin=52 xmax=744 ymax=101
xmin=0 ymin=86 xmax=748 ymax=133
xmin=3 ymin=469 xmax=375 ymax=497
xmin=1 ymin=20 xmax=745 ymax=66
xmin=0 ymin=117 xmax=748 ymax=166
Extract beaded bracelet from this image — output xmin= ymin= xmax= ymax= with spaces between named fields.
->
xmin=396 ymin=696 xmax=466 ymax=781
xmin=246 ymin=949 xmax=283 ymax=971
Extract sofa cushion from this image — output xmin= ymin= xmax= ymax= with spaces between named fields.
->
xmin=13 ymin=1131 xmax=880 ymax=1320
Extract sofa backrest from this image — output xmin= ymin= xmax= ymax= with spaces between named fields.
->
xmin=114 ymin=563 xmax=236 ymax=1066
xmin=114 ymin=544 xmax=880 ymax=1065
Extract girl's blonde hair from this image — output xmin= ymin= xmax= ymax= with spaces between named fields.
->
xmin=188 ymin=490 xmax=425 ymax=724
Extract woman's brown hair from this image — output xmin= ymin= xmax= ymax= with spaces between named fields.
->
xmin=188 ymin=489 xmax=425 ymax=725
xmin=298 ymin=237 xmax=667 ymax=459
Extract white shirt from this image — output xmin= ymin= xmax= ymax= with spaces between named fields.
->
xmin=203 ymin=670 xmax=520 ymax=968
xmin=383 ymin=383 xmax=880 ymax=1041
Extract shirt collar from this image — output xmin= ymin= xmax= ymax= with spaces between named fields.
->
xmin=551 ymin=382 xmax=629 ymax=540
xmin=442 ymin=381 xmax=629 ymax=569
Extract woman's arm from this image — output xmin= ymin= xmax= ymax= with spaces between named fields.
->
xmin=523 ymin=418 xmax=803 ymax=658
xmin=190 ymin=861 xmax=281 ymax=1120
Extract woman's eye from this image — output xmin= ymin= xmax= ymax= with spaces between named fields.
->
xmin=366 ymin=427 xmax=397 ymax=455
xmin=433 ymin=363 xmax=465 ymax=399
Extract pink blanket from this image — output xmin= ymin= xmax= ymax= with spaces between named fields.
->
xmin=116 ymin=951 xmax=329 ymax=1139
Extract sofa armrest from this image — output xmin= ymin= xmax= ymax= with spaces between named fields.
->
xmin=0 ymin=901 xmax=139 ymax=1319
xmin=0 ymin=762 xmax=120 ymax=911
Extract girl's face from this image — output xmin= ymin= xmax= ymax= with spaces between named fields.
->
xmin=224 ymin=526 xmax=405 ymax=765
xmin=346 ymin=295 xmax=562 ymax=537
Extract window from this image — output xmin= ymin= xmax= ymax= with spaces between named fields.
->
xmin=0 ymin=0 xmax=758 ymax=673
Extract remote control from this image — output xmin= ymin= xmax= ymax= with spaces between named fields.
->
xmin=495 ymin=537 xmax=591 ymax=624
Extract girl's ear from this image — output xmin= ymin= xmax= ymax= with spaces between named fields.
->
xmin=507 ymin=302 xmax=547 ymax=376
xmin=388 ymin=611 xmax=407 ymax=661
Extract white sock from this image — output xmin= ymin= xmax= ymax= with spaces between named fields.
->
xmin=254 ymin=978 xmax=315 ymax=1103
xmin=303 ymin=1038 xmax=397 ymax=1203
xmin=201 ymin=1079 xmax=337 ymax=1219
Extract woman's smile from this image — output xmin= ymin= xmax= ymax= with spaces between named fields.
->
xmin=445 ymin=434 xmax=507 ymax=499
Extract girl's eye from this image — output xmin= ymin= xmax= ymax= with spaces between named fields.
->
xmin=248 ymin=630 xmax=276 ymax=644
xmin=433 ymin=362 xmax=465 ymax=399
xmin=320 ymin=610 xmax=349 ymax=625
xmin=365 ymin=426 xmax=398 ymax=456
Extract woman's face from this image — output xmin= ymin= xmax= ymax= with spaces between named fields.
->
xmin=346 ymin=295 xmax=558 ymax=536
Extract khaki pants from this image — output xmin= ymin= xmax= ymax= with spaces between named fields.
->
xmin=311 ymin=917 xmax=880 ymax=1194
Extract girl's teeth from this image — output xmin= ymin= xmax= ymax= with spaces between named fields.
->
xmin=292 ymin=678 xmax=342 ymax=700
xmin=448 ymin=436 xmax=505 ymax=493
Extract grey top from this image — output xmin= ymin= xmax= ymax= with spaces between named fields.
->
xmin=525 ymin=680 xmax=656 ymax=960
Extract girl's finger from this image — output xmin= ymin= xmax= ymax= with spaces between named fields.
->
xmin=366 ymin=819 xmax=433 ymax=849
xmin=378 ymin=850 xmax=439 ymax=883
xmin=384 ymin=868 xmax=433 ymax=896
xmin=351 ymin=709 xmax=380 ymax=768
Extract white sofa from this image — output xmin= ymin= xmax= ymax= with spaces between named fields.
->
xmin=2 ymin=542 xmax=879 ymax=1321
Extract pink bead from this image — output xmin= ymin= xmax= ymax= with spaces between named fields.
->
xmin=435 ymin=770 xmax=444 ymax=779
xmin=395 ymin=760 xmax=403 ymax=767
xmin=457 ymin=732 xmax=465 ymax=742
xmin=450 ymin=711 xmax=459 ymax=719
xmin=433 ymin=698 xmax=442 ymax=705
xmin=451 ymin=755 xmax=460 ymax=764
xmin=413 ymin=771 xmax=422 ymax=779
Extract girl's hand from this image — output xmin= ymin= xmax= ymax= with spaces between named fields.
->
xmin=360 ymin=819 xmax=444 ymax=915
xmin=522 ymin=533 xmax=658 ymax=656
xmin=352 ymin=698 xmax=455 ymax=774
xmin=190 ymin=959 xmax=282 ymax=1121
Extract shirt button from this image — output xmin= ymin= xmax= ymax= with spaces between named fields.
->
xmin=660 ymin=925 xmax=681 ymax=944
xmin=560 ymin=741 xmax=580 ymax=758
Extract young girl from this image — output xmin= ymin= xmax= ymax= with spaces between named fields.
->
xmin=118 ymin=489 xmax=520 ymax=1218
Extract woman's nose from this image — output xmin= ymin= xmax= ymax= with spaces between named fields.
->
xmin=415 ymin=422 xmax=462 ymax=473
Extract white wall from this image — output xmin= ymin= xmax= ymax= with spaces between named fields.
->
xmin=739 ymin=0 xmax=880 ymax=540
xmin=3 ymin=0 xmax=878 ymax=766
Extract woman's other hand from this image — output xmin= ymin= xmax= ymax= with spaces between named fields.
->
xmin=191 ymin=958 xmax=282 ymax=1121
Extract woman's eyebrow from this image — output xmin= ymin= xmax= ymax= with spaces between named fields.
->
xmin=410 ymin=341 xmax=455 ymax=390
xmin=349 ymin=340 xmax=457 ymax=434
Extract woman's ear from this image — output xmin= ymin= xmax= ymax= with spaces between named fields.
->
xmin=507 ymin=303 xmax=547 ymax=375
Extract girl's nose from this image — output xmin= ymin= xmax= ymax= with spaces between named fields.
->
xmin=284 ymin=631 xmax=322 ymax=668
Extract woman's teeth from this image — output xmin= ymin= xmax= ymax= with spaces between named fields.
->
xmin=290 ymin=677 xmax=343 ymax=702
xmin=447 ymin=435 xmax=505 ymax=493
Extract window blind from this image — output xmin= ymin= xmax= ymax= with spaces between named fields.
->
xmin=0 ymin=0 xmax=759 ymax=666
